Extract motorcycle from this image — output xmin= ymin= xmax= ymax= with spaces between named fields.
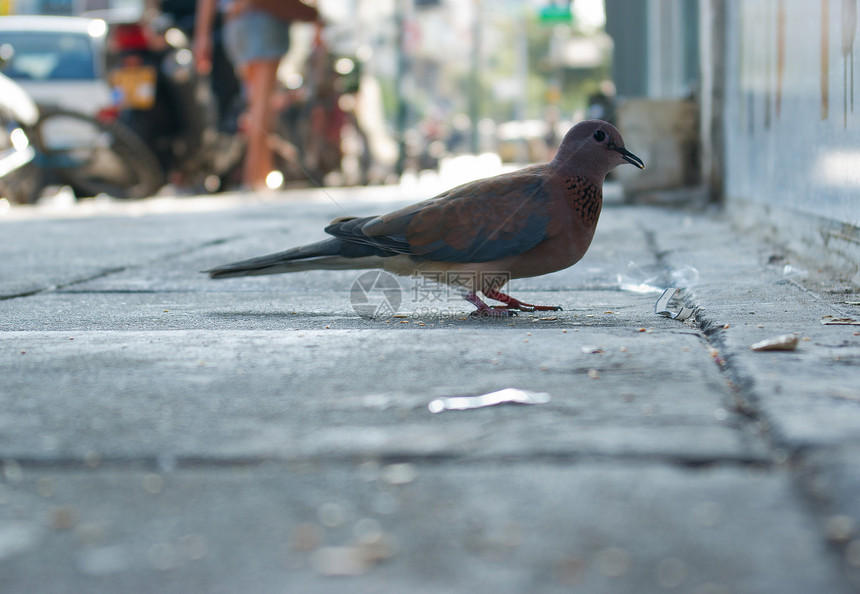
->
xmin=0 ymin=70 xmax=39 ymax=204
xmin=106 ymin=8 xmax=244 ymax=193
xmin=0 ymin=69 xmax=162 ymax=204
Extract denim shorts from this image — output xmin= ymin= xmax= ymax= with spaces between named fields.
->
xmin=224 ymin=10 xmax=290 ymax=67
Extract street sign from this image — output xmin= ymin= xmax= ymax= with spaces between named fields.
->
xmin=539 ymin=2 xmax=573 ymax=24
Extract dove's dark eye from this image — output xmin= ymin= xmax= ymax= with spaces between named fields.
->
xmin=593 ymin=130 xmax=606 ymax=142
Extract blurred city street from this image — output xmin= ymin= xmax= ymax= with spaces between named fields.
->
xmin=1 ymin=181 xmax=860 ymax=593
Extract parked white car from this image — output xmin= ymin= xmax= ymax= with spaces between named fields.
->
xmin=0 ymin=16 xmax=113 ymax=118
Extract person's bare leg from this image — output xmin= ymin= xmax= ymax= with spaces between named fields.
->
xmin=242 ymin=59 xmax=279 ymax=190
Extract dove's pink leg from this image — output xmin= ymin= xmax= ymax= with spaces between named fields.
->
xmin=465 ymin=292 xmax=517 ymax=317
xmin=483 ymin=289 xmax=562 ymax=312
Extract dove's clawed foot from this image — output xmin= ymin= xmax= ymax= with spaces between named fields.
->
xmin=465 ymin=291 xmax=561 ymax=317
xmin=465 ymin=292 xmax=518 ymax=317
xmin=482 ymin=289 xmax=563 ymax=312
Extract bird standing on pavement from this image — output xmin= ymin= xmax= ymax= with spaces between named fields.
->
xmin=206 ymin=120 xmax=644 ymax=316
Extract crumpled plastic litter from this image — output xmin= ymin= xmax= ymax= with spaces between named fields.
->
xmin=617 ymin=262 xmax=699 ymax=294
xmin=616 ymin=262 xmax=663 ymax=293
xmin=655 ymin=288 xmax=697 ymax=321
xmin=782 ymin=264 xmax=809 ymax=279
xmin=428 ymin=388 xmax=550 ymax=413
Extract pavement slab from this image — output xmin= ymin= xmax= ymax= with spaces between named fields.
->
xmin=0 ymin=463 xmax=849 ymax=594
xmin=0 ymin=328 xmax=755 ymax=463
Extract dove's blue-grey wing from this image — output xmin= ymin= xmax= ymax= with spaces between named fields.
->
xmin=325 ymin=166 xmax=556 ymax=264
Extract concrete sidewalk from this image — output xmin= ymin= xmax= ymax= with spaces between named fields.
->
xmin=1 ymin=187 xmax=859 ymax=593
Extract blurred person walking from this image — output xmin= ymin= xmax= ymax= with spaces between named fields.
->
xmin=194 ymin=0 xmax=321 ymax=191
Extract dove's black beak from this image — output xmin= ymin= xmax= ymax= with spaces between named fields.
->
xmin=611 ymin=144 xmax=645 ymax=169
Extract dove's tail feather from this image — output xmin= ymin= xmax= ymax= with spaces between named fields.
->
xmin=206 ymin=239 xmax=387 ymax=279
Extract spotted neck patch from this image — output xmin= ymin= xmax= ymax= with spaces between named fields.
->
xmin=564 ymin=176 xmax=602 ymax=227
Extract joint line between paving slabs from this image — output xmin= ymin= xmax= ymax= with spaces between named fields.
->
xmin=0 ymin=451 xmax=773 ymax=472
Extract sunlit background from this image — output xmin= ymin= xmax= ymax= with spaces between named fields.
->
xmin=0 ymin=0 xmax=614 ymax=183
xmin=1 ymin=0 xmax=858 ymax=229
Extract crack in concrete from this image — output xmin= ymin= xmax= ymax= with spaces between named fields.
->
xmin=642 ymin=221 xmax=860 ymax=585
xmin=0 ymin=266 xmax=127 ymax=301
xmin=2 ymin=451 xmax=773 ymax=472
xmin=0 ymin=236 xmax=237 ymax=301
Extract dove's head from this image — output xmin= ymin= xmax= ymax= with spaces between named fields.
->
xmin=551 ymin=120 xmax=644 ymax=179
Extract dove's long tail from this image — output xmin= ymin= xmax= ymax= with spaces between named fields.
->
xmin=206 ymin=239 xmax=386 ymax=279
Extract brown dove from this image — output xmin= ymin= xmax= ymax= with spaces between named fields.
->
xmin=206 ymin=119 xmax=644 ymax=316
